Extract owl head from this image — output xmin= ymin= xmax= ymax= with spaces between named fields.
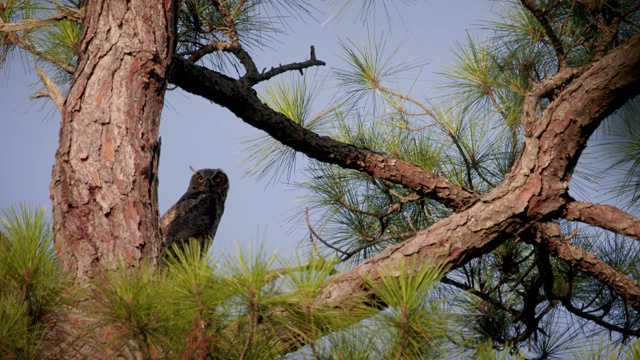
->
xmin=187 ymin=167 xmax=229 ymax=195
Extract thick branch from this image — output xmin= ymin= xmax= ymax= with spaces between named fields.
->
xmin=536 ymin=222 xmax=640 ymax=311
xmin=169 ymin=58 xmax=479 ymax=210
xmin=520 ymin=64 xmax=588 ymax=134
xmin=169 ymin=28 xmax=640 ymax=354
xmin=519 ymin=34 xmax=640 ymax=177
xmin=563 ymin=200 xmax=640 ymax=241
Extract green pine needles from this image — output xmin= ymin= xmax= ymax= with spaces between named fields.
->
xmin=0 ymin=203 xmax=70 ymax=359
xmin=2 ymin=204 xmax=640 ymax=358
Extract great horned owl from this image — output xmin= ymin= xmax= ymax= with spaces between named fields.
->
xmin=160 ymin=168 xmax=229 ymax=259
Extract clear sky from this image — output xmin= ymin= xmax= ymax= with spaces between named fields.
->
xmin=0 ymin=1 xmax=499 ymax=258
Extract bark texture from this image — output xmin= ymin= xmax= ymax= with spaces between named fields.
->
xmin=50 ymin=1 xmax=176 ymax=284
xmin=168 ymin=33 xmax=640 ymax=350
xmin=313 ymin=33 xmax=640 ymax=310
xmin=29 ymin=0 xmax=638 ymax=353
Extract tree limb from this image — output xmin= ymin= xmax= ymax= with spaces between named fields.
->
xmin=0 ymin=5 xmax=83 ymax=32
xmin=34 ymin=67 xmax=66 ymax=113
xmin=168 ymin=26 xmax=640 ymax=354
xmin=169 ymin=58 xmax=480 ymax=211
xmin=208 ymin=0 xmax=260 ymax=82
xmin=245 ymin=46 xmax=326 ymax=86
xmin=536 ymin=222 xmax=640 ymax=311
xmin=563 ymin=200 xmax=640 ymax=241
xmin=10 ymin=35 xmax=76 ymax=74
xmin=520 ymin=0 xmax=567 ymax=68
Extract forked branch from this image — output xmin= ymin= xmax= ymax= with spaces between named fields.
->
xmin=246 ymin=46 xmax=326 ymax=86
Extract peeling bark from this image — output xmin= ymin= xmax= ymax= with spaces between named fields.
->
xmin=50 ymin=1 xmax=176 ymax=284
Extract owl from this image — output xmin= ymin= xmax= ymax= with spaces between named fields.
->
xmin=160 ymin=168 xmax=229 ymax=260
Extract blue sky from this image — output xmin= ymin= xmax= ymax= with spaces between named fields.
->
xmin=0 ymin=1 xmax=498 ymax=258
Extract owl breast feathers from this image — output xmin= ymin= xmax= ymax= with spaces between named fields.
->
xmin=160 ymin=168 xmax=229 ymax=258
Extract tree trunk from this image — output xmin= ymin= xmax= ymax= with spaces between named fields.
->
xmin=50 ymin=1 xmax=176 ymax=284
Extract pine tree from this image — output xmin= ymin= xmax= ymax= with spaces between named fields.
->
xmin=2 ymin=1 xmax=640 ymax=358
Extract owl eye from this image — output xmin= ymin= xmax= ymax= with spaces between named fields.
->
xmin=196 ymin=175 xmax=205 ymax=183
xmin=213 ymin=174 xmax=223 ymax=183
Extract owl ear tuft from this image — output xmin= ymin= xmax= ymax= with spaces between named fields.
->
xmin=189 ymin=165 xmax=198 ymax=173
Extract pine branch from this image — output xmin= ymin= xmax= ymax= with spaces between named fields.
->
xmin=0 ymin=6 xmax=83 ymax=33
xmin=563 ymin=200 xmax=640 ymax=241
xmin=561 ymin=296 xmax=640 ymax=336
xmin=169 ymin=25 xmax=640 ymax=354
xmin=185 ymin=40 xmax=232 ymax=63
xmin=441 ymin=276 xmax=519 ymax=315
xmin=246 ymin=46 xmax=326 ymax=86
xmin=0 ymin=6 xmax=82 ymax=74
xmin=536 ymin=230 xmax=640 ymax=337
xmin=33 ymin=67 xmax=65 ymax=113
xmin=263 ymin=258 xmax=338 ymax=284
xmin=590 ymin=2 xmax=640 ymax=60
xmin=373 ymin=82 xmax=477 ymax=190
xmin=10 ymin=35 xmax=76 ymax=74
xmin=536 ymin=222 xmax=640 ymax=311
xmin=340 ymin=231 xmax=418 ymax=262
xmin=170 ymin=57 xmax=480 ymax=211
xmin=520 ymin=0 xmax=567 ymax=68
xmin=208 ymin=0 xmax=259 ymax=82
xmin=305 ymin=208 xmax=349 ymax=257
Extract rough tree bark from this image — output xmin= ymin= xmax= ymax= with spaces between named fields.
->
xmin=50 ymin=1 xmax=177 ymax=284
xmin=12 ymin=0 xmax=635 ymax=354
xmin=169 ymin=33 xmax=640 ymax=349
